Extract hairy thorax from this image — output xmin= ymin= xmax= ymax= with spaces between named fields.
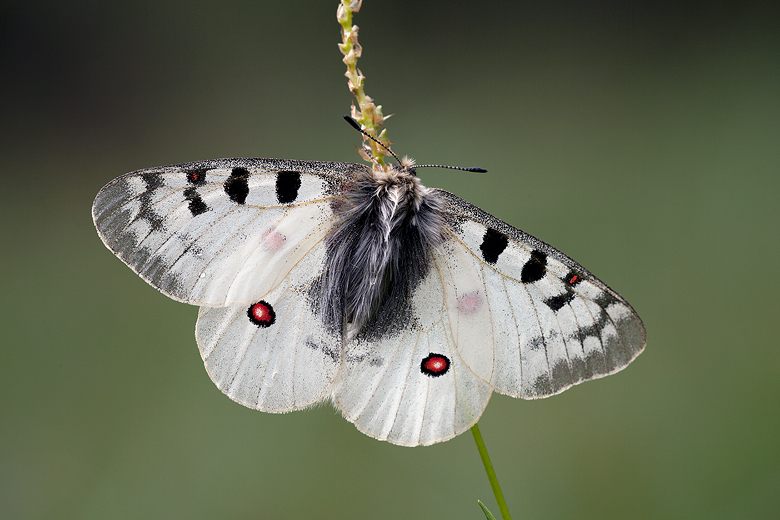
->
xmin=317 ymin=163 xmax=446 ymax=340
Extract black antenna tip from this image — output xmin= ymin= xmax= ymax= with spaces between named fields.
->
xmin=414 ymin=164 xmax=488 ymax=173
xmin=343 ymin=115 xmax=362 ymax=131
xmin=342 ymin=115 xmax=401 ymax=162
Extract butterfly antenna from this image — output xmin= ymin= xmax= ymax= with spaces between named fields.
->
xmin=414 ymin=164 xmax=487 ymax=173
xmin=344 ymin=116 xmax=401 ymax=164
xmin=343 ymin=116 xmax=487 ymax=173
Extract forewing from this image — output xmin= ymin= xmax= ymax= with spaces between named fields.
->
xmin=333 ymin=266 xmax=493 ymax=446
xmin=433 ymin=189 xmax=646 ymax=399
xmin=196 ymin=237 xmax=341 ymax=411
xmin=92 ymin=158 xmax=367 ymax=305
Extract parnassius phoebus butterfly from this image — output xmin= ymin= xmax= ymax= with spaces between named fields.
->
xmin=93 ymin=151 xmax=645 ymax=446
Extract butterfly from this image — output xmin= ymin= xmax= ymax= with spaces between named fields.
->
xmin=93 ymin=148 xmax=645 ymax=446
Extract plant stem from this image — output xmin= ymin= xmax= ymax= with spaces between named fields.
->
xmin=337 ymin=0 xmax=389 ymax=166
xmin=472 ymin=424 xmax=513 ymax=520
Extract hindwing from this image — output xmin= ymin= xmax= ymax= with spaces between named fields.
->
xmin=333 ymin=265 xmax=493 ymax=446
xmin=196 ymin=238 xmax=341 ymax=412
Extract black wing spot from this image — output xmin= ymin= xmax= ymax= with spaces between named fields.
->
xmin=184 ymin=187 xmax=209 ymax=216
xmin=545 ymin=291 xmax=575 ymax=312
xmin=276 ymin=171 xmax=302 ymax=204
xmin=305 ymin=337 xmax=340 ymax=362
xmin=521 ymin=250 xmax=547 ymax=284
xmin=142 ymin=172 xmax=163 ymax=192
xmin=186 ymin=168 xmax=209 ymax=185
xmin=225 ymin=167 xmax=250 ymax=204
xmin=580 ymin=323 xmax=601 ymax=339
xmin=593 ymin=291 xmax=617 ymax=308
xmin=138 ymin=208 xmax=164 ymax=229
xmin=479 ymin=228 xmax=508 ymax=264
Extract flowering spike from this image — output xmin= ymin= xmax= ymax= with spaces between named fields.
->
xmin=337 ymin=0 xmax=388 ymax=166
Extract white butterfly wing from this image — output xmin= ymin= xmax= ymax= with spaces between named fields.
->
xmin=333 ymin=265 xmax=493 ymax=446
xmin=433 ymin=189 xmax=646 ymax=399
xmin=92 ymin=159 xmax=368 ymax=305
xmin=94 ymin=156 xmax=645 ymax=446
xmin=196 ymin=238 xmax=341 ymax=412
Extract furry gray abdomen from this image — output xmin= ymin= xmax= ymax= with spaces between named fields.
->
xmin=314 ymin=166 xmax=445 ymax=340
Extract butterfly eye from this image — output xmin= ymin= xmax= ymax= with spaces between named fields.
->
xmin=420 ymin=353 xmax=450 ymax=377
xmin=247 ymin=301 xmax=276 ymax=328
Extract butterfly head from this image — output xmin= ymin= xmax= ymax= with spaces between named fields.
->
xmin=365 ymin=156 xmax=430 ymax=208
xmin=397 ymin=155 xmax=418 ymax=176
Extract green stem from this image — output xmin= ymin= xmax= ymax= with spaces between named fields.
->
xmin=471 ymin=424 xmax=513 ymax=520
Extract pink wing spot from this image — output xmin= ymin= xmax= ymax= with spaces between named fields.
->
xmin=458 ymin=292 xmax=482 ymax=314
xmin=263 ymin=230 xmax=286 ymax=251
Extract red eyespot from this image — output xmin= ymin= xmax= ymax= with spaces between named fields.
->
xmin=566 ymin=272 xmax=582 ymax=286
xmin=186 ymin=169 xmax=207 ymax=185
xmin=421 ymin=354 xmax=450 ymax=377
xmin=248 ymin=301 xmax=275 ymax=327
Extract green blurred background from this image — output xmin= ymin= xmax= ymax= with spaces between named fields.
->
xmin=2 ymin=1 xmax=778 ymax=519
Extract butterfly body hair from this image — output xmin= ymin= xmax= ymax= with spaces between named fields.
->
xmin=316 ymin=164 xmax=446 ymax=340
